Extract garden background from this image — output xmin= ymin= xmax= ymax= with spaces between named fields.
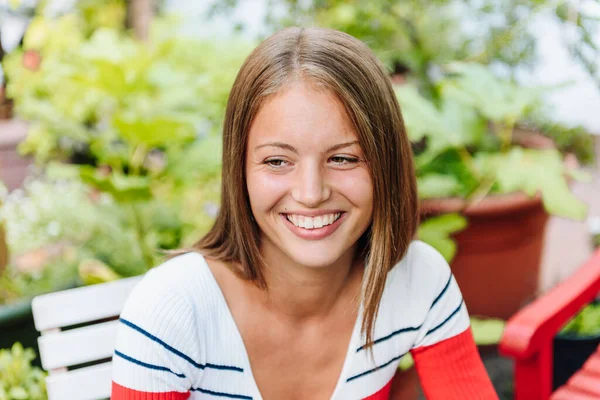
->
xmin=2 ymin=0 xmax=600 ymax=399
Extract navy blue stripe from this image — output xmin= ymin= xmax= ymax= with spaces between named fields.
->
xmin=355 ymin=273 xmax=455 ymax=353
xmin=114 ymin=350 xmax=186 ymax=378
xmin=430 ymin=273 xmax=452 ymax=310
xmin=120 ymin=318 xmax=243 ymax=372
xmin=426 ymin=298 xmax=464 ymax=336
xmin=190 ymin=387 xmax=252 ymax=400
xmin=346 ymin=352 xmax=407 ymax=382
xmin=355 ymin=324 xmax=421 ymax=352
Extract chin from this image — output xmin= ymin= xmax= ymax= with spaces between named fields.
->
xmin=284 ymin=242 xmax=353 ymax=269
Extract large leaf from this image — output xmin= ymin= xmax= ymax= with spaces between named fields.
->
xmin=470 ymin=317 xmax=506 ymax=345
xmin=441 ymin=62 xmax=541 ymax=123
xmin=418 ymin=213 xmax=467 ymax=262
xmin=396 ymin=85 xmax=485 ymax=162
xmin=78 ymin=166 xmax=151 ymax=202
xmin=475 ymin=148 xmax=588 ymax=220
xmin=417 ymin=174 xmax=461 ymax=199
xmin=113 ymin=114 xmax=196 ymax=148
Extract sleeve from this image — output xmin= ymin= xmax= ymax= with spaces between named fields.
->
xmin=111 ymin=268 xmax=201 ymax=399
xmin=408 ymin=241 xmax=498 ymax=400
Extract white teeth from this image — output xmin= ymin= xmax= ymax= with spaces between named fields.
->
xmin=314 ymin=216 xmax=323 ymax=228
xmin=285 ymin=213 xmax=342 ymax=230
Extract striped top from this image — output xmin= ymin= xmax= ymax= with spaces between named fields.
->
xmin=111 ymin=240 xmax=498 ymax=399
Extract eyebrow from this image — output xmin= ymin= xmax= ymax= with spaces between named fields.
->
xmin=254 ymin=140 xmax=360 ymax=154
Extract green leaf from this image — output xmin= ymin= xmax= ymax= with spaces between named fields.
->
xmin=470 ymin=317 xmax=506 ymax=345
xmin=417 ymin=174 xmax=461 ymax=199
xmin=398 ymin=353 xmax=414 ymax=371
xmin=79 ymin=258 xmax=123 ymax=285
xmin=166 ymin=135 xmax=223 ymax=184
xmin=418 ymin=213 xmax=467 ymax=262
xmin=396 ymin=85 xmax=486 ymax=160
xmin=475 ymin=148 xmax=588 ymax=220
xmin=441 ymin=62 xmax=541 ymax=122
xmin=78 ymin=167 xmax=151 ymax=202
xmin=113 ymin=114 xmax=196 ymax=148
xmin=8 ymin=387 xmax=28 ymax=400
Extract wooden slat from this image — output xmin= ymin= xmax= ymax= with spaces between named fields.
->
xmin=581 ymin=350 xmax=600 ymax=375
xmin=46 ymin=362 xmax=112 ymax=400
xmin=38 ymin=320 xmax=119 ymax=370
xmin=551 ymin=387 xmax=600 ymax=400
xmin=566 ymin=370 xmax=600 ymax=396
xmin=32 ymin=276 xmax=142 ymax=331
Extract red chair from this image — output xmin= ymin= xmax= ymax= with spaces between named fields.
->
xmin=499 ymin=249 xmax=600 ymax=399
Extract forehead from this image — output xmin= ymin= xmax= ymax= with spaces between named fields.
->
xmin=248 ymin=81 xmax=359 ymax=149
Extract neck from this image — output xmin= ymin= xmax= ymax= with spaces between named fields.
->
xmin=256 ymin=243 xmax=363 ymax=323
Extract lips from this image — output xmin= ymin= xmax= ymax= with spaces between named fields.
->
xmin=285 ymin=212 xmax=342 ymax=229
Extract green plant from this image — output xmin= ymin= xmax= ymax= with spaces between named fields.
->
xmin=560 ymin=301 xmax=600 ymax=337
xmin=0 ymin=343 xmax=46 ymax=400
xmin=2 ymin=11 xmax=252 ymax=279
xmin=400 ymin=62 xmax=588 ymax=259
xmin=218 ymin=1 xmax=600 ymax=95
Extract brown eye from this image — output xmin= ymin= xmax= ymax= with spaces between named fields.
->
xmin=330 ymin=156 xmax=360 ymax=165
xmin=264 ymin=158 xmax=288 ymax=168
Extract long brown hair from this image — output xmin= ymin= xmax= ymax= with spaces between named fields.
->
xmin=194 ymin=27 xmax=418 ymax=349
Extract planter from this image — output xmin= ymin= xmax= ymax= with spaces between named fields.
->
xmin=421 ymin=192 xmax=549 ymax=319
xmin=552 ymin=299 xmax=600 ymax=390
xmin=0 ymin=86 xmax=13 ymax=120
xmin=553 ymin=331 xmax=600 ymax=390
xmin=0 ymin=298 xmax=42 ymax=367
xmin=391 ymin=366 xmax=421 ymax=400
xmin=0 ymin=119 xmax=32 ymax=191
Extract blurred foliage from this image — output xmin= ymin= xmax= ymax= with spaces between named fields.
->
xmin=0 ymin=246 xmax=78 ymax=305
xmin=398 ymin=62 xmax=588 ymax=224
xmin=1 ymin=3 xmax=252 ymax=285
xmin=215 ymin=0 xmax=600 ymax=92
xmin=417 ymin=213 xmax=467 ymax=262
xmin=529 ymin=120 xmax=596 ymax=166
xmin=0 ymin=343 xmax=46 ymax=400
xmin=561 ymin=301 xmax=600 ymax=337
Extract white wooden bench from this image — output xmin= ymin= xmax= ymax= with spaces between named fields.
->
xmin=31 ymin=276 xmax=143 ymax=400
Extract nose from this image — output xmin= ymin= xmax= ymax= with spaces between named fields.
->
xmin=291 ymin=162 xmax=331 ymax=207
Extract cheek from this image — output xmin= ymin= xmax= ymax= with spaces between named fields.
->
xmin=246 ymin=171 xmax=290 ymax=210
xmin=333 ymin=171 xmax=374 ymax=210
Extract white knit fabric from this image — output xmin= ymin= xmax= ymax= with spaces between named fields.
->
xmin=112 ymin=240 xmax=470 ymax=399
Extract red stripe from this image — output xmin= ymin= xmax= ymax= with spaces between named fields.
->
xmin=411 ymin=328 xmax=498 ymax=399
xmin=362 ymin=378 xmax=393 ymax=399
xmin=111 ymin=381 xmax=190 ymax=400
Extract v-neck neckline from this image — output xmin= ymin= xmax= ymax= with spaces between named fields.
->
xmin=196 ymin=253 xmax=362 ymax=400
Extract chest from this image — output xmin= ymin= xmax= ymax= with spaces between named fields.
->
xmin=238 ymin=311 xmax=357 ymax=400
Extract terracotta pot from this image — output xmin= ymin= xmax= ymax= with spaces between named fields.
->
xmin=418 ymin=130 xmax=579 ymax=320
xmin=390 ymin=366 xmax=421 ymax=400
xmin=421 ymin=192 xmax=548 ymax=319
xmin=0 ymin=87 xmax=13 ymax=120
xmin=0 ymin=119 xmax=32 ymax=191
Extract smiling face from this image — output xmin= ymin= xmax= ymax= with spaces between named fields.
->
xmin=245 ymin=81 xmax=374 ymax=269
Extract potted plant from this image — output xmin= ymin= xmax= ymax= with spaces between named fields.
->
xmin=553 ymin=300 xmax=600 ymax=389
xmin=396 ymin=62 xmax=589 ymax=319
xmin=0 ymin=342 xmax=47 ymax=399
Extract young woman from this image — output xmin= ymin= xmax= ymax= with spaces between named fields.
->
xmin=111 ymin=27 xmax=498 ymax=400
